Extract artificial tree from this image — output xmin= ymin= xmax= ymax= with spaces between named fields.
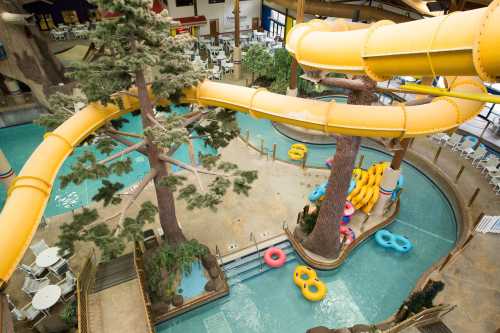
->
xmin=241 ymin=44 xmax=273 ymax=85
xmin=301 ymin=75 xmax=378 ymax=258
xmin=36 ymin=0 xmax=257 ymax=260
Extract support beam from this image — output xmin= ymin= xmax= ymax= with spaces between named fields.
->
xmin=390 ymin=138 xmax=411 ymax=170
xmin=233 ymin=0 xmax=242 ymax=80
xmin=288 ymin=0 xmax=305 ymax=95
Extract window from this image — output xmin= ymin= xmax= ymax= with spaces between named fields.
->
xmin=209 ymin=0 xmax=224 ymax=3
xmin=269 ymin=9 xmax=285 ymax=39
xmin=176 ymin=0 xmax=193 ymax=6
xmin=61 ymin=10 xmax=79 ymax=24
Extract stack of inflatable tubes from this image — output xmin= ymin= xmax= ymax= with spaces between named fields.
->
xmin=347 ymin=162 xmax=390 ymax=214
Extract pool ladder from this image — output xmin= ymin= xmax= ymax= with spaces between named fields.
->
xmin=250 ymin=232 xmax=264 ymax=272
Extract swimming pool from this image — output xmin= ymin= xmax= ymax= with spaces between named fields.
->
xmin=0 ymin=109 xmax=215 ymax=216
xmin=157 ymin=111 xmax=457 ymax=333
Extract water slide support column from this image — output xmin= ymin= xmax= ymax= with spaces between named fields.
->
xmin=233 ymin=0 xmax=242 ymax=80
xmin=0 ymin=149 xmax=15 ymax=189
xmin=287 ymin=0 xmax=305 ymax=96
xmin=372 ymin=138 xmax=410 ymax=216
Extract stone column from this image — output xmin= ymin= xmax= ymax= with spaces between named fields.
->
xmin=4 ymin=78 xmax=25 ymax=105
xmin=233 ymin=46 xmax=241 ymax=80
xmin=372 ymin=167 xmax=400 ymax=217
xmin=0 ymin=149 xmax=15 ymax=188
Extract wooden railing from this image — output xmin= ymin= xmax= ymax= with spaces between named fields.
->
xmin=77 ymin=249 xmax=96 ymax=333
xmin=133 ymin=243 xmax=155 ymax=333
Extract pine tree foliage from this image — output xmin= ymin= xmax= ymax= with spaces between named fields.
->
xmin=38 ymin=0 xmax=259 ymax=261
xmin=35 ymin=93 xmax=86 ymax=130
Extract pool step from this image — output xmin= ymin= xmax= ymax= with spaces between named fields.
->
xmin=223 ymin=240 xmax=292 ymax=271
xmin=222 ymin=241 xmax=297 ymax=286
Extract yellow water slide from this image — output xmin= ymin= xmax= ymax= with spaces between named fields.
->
xmin=1 ymin=2 xmax=500 ymax=287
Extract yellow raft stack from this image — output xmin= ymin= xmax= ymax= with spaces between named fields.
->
xmin=347 ymin=162 xmax=390 ymax=214
xmin=288 ymin=143 xmax=308 ymax=161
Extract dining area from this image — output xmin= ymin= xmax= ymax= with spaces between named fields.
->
xmin=6 ymin=239 xmax=76 ymax=330
xmin=49 ymin=23 xmax=90 ymax=41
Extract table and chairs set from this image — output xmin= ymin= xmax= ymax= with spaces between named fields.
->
xmin=7 ymin=239 xmax=76 ymax=328
xmin=49 ymin=23 xmax=90 ymax=41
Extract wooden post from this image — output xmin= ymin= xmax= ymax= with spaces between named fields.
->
xmin=433 ymin=146 xmax=442 ymax=163
xmin=467 ymin=188 xmax=480 ymax=207
xmin=391 ymin=138 xmax=411 ymax=170
xmin=357 ymin=154 xmax=365 ymax=168
xmin=454 ymin=166 xmax=465 ymax=183
xmin=287 ymin=0 xmax=305 ymax=94
xmin=409 ymin=138 xmax=415 ymax=148
xmin=260 ymin=138 xmax=264 ymax=155
xmin=302 ymin=152 xmax=307 ymax=169
xmin=473 ymin=212 xmax=485 ymax=230
xmin=245 ymin=130 xmax=250 ymax=147
xmin=272 ymin=143 xmax=277 ymax=161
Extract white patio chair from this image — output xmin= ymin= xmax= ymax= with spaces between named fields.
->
xmin=210 ymin=66 xmax=222 ymax=80
xmin=480 ymin=156 xmax=499 ymax=175
xmin=49 ymin=258 xmax=68 ymax=278
xmin=19 ymin=262 xmax=46 ymax=278
xmin=21 ymin=276 xmax=50 ymax=296
xmin=29 ymin=239 xmax=49 ymax=256
xmin=490 ymin=176 xmax=500 ymax=194
xmin=445 ymin=133 xmax=463 ymax=149
xmin=20 ymin=303 xmax=46 ymax=327
xmin=11 ymin=307 xmax=26 ymax=321
xmin=58 ymin=271 xmax=77 ymax=301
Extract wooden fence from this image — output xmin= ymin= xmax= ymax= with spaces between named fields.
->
xmin=133 ymin=243 xmax=156 ymax=333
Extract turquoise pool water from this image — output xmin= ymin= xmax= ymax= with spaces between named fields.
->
xmin=158 ymin=110 xmax=457 ymax=332
xmin=0 ymin=110 xmax=215 ymax=216
xmin=179 ymin=261 xmax=209 ymax=300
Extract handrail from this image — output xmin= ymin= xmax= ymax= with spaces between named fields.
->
xmin=249 ymin=232 xmax=263 ymax=272
xmin=76 ymin=249 xmax=96 ymax=333
xmin=386 ymin=304 xmax=456 ymax=333
xmin=133 ymin=243 xmax=155 ymax=333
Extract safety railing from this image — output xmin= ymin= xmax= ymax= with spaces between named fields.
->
xmin=76 ymin=249 xmax=96 ymax=333
xmin=249 ymin=232 xmax=263 ymax=272
xmin=133 ymin=242 xmax=155 ymax=333
xmin=386 ymin=304 xmax=456 ymax=333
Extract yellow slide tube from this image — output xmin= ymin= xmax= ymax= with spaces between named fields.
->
xmin=286 ymin=0 xmax=500 ymax=82
xmin=1 ymin=3 xmax=500 ymax=287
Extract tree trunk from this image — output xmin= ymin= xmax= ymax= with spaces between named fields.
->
xmin=303 ymin=136 xmax=361 ymax=258
xmin=135 ymin=69 xmax=186 ymax=247
xmin=303 ymin=75 xmax=375 ymax=259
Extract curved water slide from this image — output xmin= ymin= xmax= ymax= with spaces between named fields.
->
xmin=1 ymin=3 xmax=500 ymax=288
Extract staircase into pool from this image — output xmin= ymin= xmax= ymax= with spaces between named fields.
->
xmin=221 ymin=240 xmax=297 ymax=286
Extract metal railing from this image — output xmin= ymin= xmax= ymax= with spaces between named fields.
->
xmin=249 ymin=232 xmax=263 ymax=272
xmin=133 ymin=243 xmax=155 ymax=333
xmin=386 ymin=304 xmax=456 ymax=333
xmin=76 ymin=249 xmax=96 ymax=333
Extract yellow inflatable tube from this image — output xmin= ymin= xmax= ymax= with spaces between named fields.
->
xmin=293 ymin=265 xmax=317 ymax=286
xmin=301 ymin=278 xmax=328 ymax=302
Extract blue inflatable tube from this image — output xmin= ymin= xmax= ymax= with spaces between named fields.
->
xmin=309 ymin=182 xmax=328 ymax=202
xmin=374 ymin=229 xmax=412 ymax=253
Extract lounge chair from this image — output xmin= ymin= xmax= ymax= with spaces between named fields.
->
xmin=445 ymin=133 xmax=462 ymax=149
xmin=430 ymin=133 xmax=449 ymax=145
xmin=452 ymin=138 xmax=474 ymax=153
xmin=481 ymin=157 xmax=500 ymax=175
xmin=48 ymin=258 xmax=69 ymax=278
xmin=462 ymin=145 xmax=486 ymax=160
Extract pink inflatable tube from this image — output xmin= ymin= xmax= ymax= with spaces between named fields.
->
xmin=263 ymin=247 xmax=287 ymax=268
